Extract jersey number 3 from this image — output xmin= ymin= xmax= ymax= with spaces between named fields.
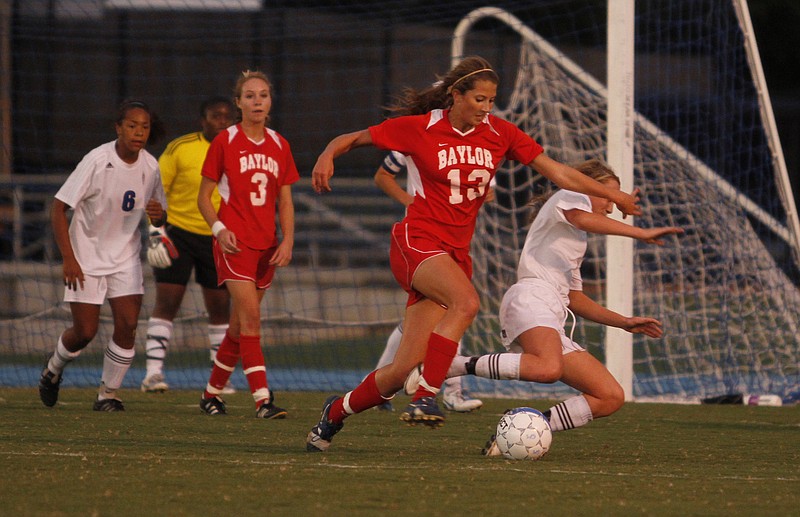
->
xmin=250 ymin=172 xmax=268 ymax=206
xmin=447 ymin=169 xmax=490 ymax=204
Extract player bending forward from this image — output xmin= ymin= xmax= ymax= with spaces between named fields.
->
xmin=405 ymin=159 xmax=682 ymax=453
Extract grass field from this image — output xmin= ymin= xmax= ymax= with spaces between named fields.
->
xmin=0 ymin=388 xmax=797 ymax=516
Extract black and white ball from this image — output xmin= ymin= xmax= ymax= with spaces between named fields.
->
xmin=495 ymin=407 xmax=552 ymax=460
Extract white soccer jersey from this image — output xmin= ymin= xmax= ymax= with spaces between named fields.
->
xmin=515 ymin=189 xmax=593 ymax=305
xmin=55 ymin=140 xmax=166 ymax=275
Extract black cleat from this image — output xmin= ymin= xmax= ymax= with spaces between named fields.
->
xmin=199 ymin=395 xmax=227 ymax=415
xmin=38 ymin=355 xmax=62 ymax=408
xmin=306 ymin=395 xmax=344 ymax=452
xmin=399 ymin=396 xmax=446 ymax=428
xmin=93 ymin=397 xmax=125 ymax=412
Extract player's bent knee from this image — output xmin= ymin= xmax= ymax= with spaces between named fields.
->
xmin=596 ymin=383 xmax=625 ymax=417
xmin=450 ymin=293 xmax=479 ymax=323
xmin=538 ymin=364 xmax=563 ymax=384
xmin=72 ymin=325 xmax=99 ymax=344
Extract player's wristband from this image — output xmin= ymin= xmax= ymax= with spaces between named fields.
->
xmin=211 ymin=221 xmax=227 ymax=237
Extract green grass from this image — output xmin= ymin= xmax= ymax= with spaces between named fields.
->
xmin=1 ymin=388 xmax=798 ymax=516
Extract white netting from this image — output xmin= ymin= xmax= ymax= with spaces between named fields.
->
xmin=461 ymin=7 xmax=800 ymax=402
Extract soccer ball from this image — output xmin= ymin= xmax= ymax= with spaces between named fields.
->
xmin=495 ymin=407 xmax=552 ymax=460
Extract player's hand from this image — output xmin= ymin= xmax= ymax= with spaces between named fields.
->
xmin=147 ymin=225 xmax=179 ymax=268
xmin=637 ymin=226 xmax=684 ymax=246
xmin=269 ymin=240 xmax=293 ymax=267
xmin=62 ymin=257 xmax=85 ymax=291
xmin=615 ymin=187 xmax=642 ymax=218
xmin=146 ymin=198 xmax=166 ymax=226
xmin=216 ymin=228 xmax=240 ymax=254
xmin=624 ymin=317 xmax=663 ymax=338
xmin=312 ymin=155 xmax=334 ymax=194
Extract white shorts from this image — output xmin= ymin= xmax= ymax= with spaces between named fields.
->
xmin=63 ymin=264 xmax=144 ymax=305
xmin=499 ymin=279 xmax=585 ymax=355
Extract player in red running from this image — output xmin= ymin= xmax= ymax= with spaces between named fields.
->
xmin=306 ymin=56 xmax=641 ymax=452
xmin=197 ymin=70 xmax=299 ymax=419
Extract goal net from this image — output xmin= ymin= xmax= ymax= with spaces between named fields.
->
xmin=460 ymin=4 xmax=800 ymax=403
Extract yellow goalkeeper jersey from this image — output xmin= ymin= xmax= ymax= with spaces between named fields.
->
xmin=158 ymin=132 xmax=220 ymax=235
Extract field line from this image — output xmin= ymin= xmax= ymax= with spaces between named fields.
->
xmin=2 ymin=450 xmax=797 ymax=482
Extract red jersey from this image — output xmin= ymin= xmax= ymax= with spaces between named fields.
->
xmin=202 ymin=124 xmax=299 ymax=250
xmin=369 ymin=110 xmax=543 ymax=248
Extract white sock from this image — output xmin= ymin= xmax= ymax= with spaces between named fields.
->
xmin=145 ymin=318 xmax=172 ymax=377
xmin=443 ymin=339 xmax=471 ymax=398
xmin=545 ymin=395 xmax=593 ymax=431
xmin=100 ymin=340 xmax=135 ymax=397
xmin=376 ymin=322 xmax=403 ymax=369
xmin=208 ymin=323 xmax=229 ymax=363
xmin=48 ymin=336 xmax=81 ymax=375
xmin=446 ymin=355 xmax=470 ymax=378
xmin=471 ymin=353 xmax=521 ymax=380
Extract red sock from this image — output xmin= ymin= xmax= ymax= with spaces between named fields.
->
xmin=239 ymin=334 xmax=270 ymax=406
xmin=413 ymin=332 xmax=458 ymax=400
xmin=204 ymin=332 xmax=240 ymax=398
xmin=328 ymin=371 xmax=387 ymax=424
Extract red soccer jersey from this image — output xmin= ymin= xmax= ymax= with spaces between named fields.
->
xmin=369 ymin=110 xmax=543 ymax=248
xmin=202 ymin=124 xmax=299 ymax=249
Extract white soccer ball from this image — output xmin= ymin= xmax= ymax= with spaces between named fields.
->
xmin=495 ymin=407 xmax=552 ymax=460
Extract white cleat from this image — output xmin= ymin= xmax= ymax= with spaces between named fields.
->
xmin=140 ymin=373 xmax=169 ymax=393
xmin=220 ymin=380 xmax=237 ymax=395
xmin=443 ymin=389 xmax=483 ymax=412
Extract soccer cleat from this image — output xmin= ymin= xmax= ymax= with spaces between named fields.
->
xmin=220 ymin=380 xmax=237 ymax=395
xmin=38 ymin=356 xmax=62 ymax=408
xmin=399 ymin=396 xmax=445 ymax=427
xmin=255 ymin=388 xmax=287 ymax=419
xmin=306 ymin=395 xmax=344 ymax=452
xmin=403 ymin=364 xmax=423 ymax=396
xmin=376 ymin=400 xmax=394 ymax=411
xmin=93 ymin=397 xmax=125 ymax=412
xmin=140 ymin=373 xmax=169 ymax=393
xmin=200 ymin=395 xmax=227 ymax=415
xmin=442 ymin=388 xmax=483 ymax=413
xmin=481 ymin=434 xmax=502 ymax=457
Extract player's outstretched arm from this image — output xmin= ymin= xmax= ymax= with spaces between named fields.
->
xmin=566 ymin=209 xmax=683 ymax=245
xmin=568 ymin=290 xmax=663 ymax=338
xmin=312 ymin=129 xmax=373 ymax=194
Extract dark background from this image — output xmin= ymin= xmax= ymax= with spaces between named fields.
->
xmin=750 ymin=0 xmax=800 ymax=205
xmin=5 ymin=1 xmax=800 ymax=201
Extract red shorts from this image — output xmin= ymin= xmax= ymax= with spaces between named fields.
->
xmin=213 ymin=239 xmax=277 ymax=289
xmin=390 ymin=222 xmax=472 ymax=307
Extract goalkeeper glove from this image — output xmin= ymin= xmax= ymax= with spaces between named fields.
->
xmin=147 ymin=225 xmax=179 ymax=268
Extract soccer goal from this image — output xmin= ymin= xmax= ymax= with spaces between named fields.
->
xmin=457 ymin=4 xmax=800 ymax=403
